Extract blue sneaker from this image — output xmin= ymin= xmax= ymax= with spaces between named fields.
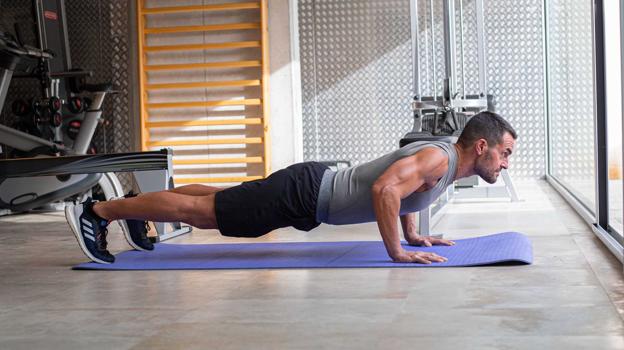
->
xmin=117 ymin=192 xmax=154 ymax=251
xmin=65 ymin=197 xmax=114 ymax=264
xmin=121 ymin=219 xmax=154 ymax=251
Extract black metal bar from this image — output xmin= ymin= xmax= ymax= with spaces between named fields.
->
xmin=593 ymin=0 xmax=608 ymax=229
xmin=0 ymin=149 xmax=169 ymax=178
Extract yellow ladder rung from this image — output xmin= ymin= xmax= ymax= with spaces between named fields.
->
xmin=147 ymin=80 xmax=261 ymax=90
xmin=142 ymin=2 xmax=260 ymax=15
xmin=147 ymin=99 xmax=261 ymax=109
xmin=148 ymin=137 xmax=263 ymax=146
xmin=144 ymin=60 xmax=261 ymax=71
xmin=145 ymin=23 xmax=260 ymax=35
xmin=174 ymin=157 xmax=263 ymax=165
xmin=144 ymin=41 xmax=261 ymax=52
xmin=146 ymin=118 xmax=262 ymax=128
xmin=175 ymin=176 xmax=263 ymax=184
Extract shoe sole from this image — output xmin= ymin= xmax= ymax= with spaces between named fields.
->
xmin=65 ymin=204 xmax=112 ymax=264
xmin=117 ymin=220 xmax=149 ymax=251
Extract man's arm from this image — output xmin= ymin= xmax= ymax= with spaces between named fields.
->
xmin=371 ymin=148 xmax=448 ymax=263
xmin=400 ymin=213 xmax=455 ymax=247
xmin=400 ymin=213 xmax=417 ymax=240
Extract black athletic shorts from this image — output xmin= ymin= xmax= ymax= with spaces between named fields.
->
xmin=214 ymin=161 xmax=329 ymax=238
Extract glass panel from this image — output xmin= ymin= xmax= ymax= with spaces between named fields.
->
xmin=605 ymin=1 xmax=623 ymax=235
xmin=547 ymin=0 xmax=595 ymax=211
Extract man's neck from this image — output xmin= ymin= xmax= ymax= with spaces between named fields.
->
xmin=452 ymin=143 xmax=476 ymax=180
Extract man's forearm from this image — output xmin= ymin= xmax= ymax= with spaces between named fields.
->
xmin=372 ymin=187 xmax=403 ymax=258
xmin=400 ymin=213 xmax=418 ymax=240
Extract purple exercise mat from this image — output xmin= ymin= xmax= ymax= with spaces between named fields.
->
xmin=74 ymin=231 xmax=532 ymax=270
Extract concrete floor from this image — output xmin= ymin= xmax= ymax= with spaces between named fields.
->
xmin=556 ymin=177 xmax=624 ymax=234
xmin=0 ymin=179 xmax=622 ymax=349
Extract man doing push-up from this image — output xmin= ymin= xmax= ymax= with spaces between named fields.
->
xmin=66 ymin=111 xmax=516 ymax=265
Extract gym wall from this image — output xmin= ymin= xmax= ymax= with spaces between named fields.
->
xmin=299 ymin=0 xmax=592 ymax=180
xmin=138 ymin=0 xmax=268 ymax=186
xmin=0 ymin=0 xmax=135 ymax=156
xmin=64 ymin=0 xmax=135 ymax=157
xmin=137 ymin=0 xmax=302 ymax=181
xmin=299 ymin=0 xmax=414 ymax=171
xmin=0 ymin=0 xmax=136 ymax=189
xmin=0 ymin=0 xmax=302 ymax=185
xmin=0 ymin=0 xmax=594 ymax=184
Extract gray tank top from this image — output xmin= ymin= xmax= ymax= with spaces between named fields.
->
xmin=315 ymin=141 xmax=458 ymax=225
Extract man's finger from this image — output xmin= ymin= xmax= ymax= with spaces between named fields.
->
xmin=432 ymin=238 xmax=455 ymax=246
xmin=424 ymin=240 xmax=432 ymax=247
xmin=410 ymin=252 xmax=431 ymax=264
xmin=408 ymin=238 xmax=426 ymax=247
xmin=426 ymin=252 xmax=447 ymax=262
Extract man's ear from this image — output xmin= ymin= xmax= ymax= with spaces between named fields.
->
xmin=475 ymin=139 xmax=488 ymax=155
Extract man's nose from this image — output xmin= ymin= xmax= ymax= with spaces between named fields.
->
xmin=501 ymin=160 xmax=508 ymax=170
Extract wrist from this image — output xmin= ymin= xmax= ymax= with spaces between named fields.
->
xmin=404 ymin=232 xmax=421 ymax=241
xmin=388 ymin=246 xmax=405 ymax=258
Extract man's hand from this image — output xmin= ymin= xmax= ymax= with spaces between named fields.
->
xmin=406 ymin=235 xmax=455 ymax=247
xmin=391 ymin=249 xmax=448 ymax=264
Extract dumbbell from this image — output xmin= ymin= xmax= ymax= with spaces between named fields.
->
xmin=67 ymin=96 xmax=84 ymax=113
xmin=66 ymin=119 xmax=81 ymax=140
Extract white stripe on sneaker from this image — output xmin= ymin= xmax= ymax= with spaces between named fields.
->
xmin=81 ymin=218 xmax=92 ymax=228
xmin=83 ymin=226 xmax=94 ymax=235
xmin=84 ymin=232 xmax=95 ymax=242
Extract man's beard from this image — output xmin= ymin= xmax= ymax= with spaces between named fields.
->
xmin=475 ymin=151 xmax=498 ymax=184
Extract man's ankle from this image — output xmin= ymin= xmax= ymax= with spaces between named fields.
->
xmin=90 ymin=202 xmax=110 ymax=224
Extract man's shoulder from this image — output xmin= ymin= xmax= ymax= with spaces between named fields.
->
xmin=414 ymin=145 xmax=448 ymax=159
xmin=412 ymin=147 xmax=449 ymax=179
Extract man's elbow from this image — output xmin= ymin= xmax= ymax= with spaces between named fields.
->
xmin=371 ymin=183 xmax=398 ymax=201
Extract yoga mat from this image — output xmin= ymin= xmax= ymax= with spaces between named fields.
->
xmin=74 ymin=232 xmax=532 ymax=270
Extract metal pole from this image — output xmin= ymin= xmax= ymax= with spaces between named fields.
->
xmin=620 ymin=0 xmax=624 ymax=268
xmin=543 ymin=0 xmax=553 ymax=179
xmin=0 ymin=69 xmax=13 ymax=114
xmin=74 ymin=92 xmax=106 ymax=154
xmin=443 ymin=0 xmax=457 ymax=98
xmin=423 ymin=0 xmax=430 ymax=97
xmin=459 ymin=0 xmax=466 ymax=97
xmin=476 ymin=0 xmax=487 ymax=96
xmin=429 ymin=0 xmax=437 ymax=99
xmin=410 ymin=0 xmax=421 ymax=100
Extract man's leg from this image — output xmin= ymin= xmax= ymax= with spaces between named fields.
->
xmin=66 ymin=186 xmax=223 ymax=263
xmin=167 ymin=184 xmax=225 ymax=196
xmin=93 ymin=184 xmax=224 ymax=228
xmin=93 ymin=191 xmax=218 ymax=229
xmin=108 ymin=185 xmax=225 ymax=250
